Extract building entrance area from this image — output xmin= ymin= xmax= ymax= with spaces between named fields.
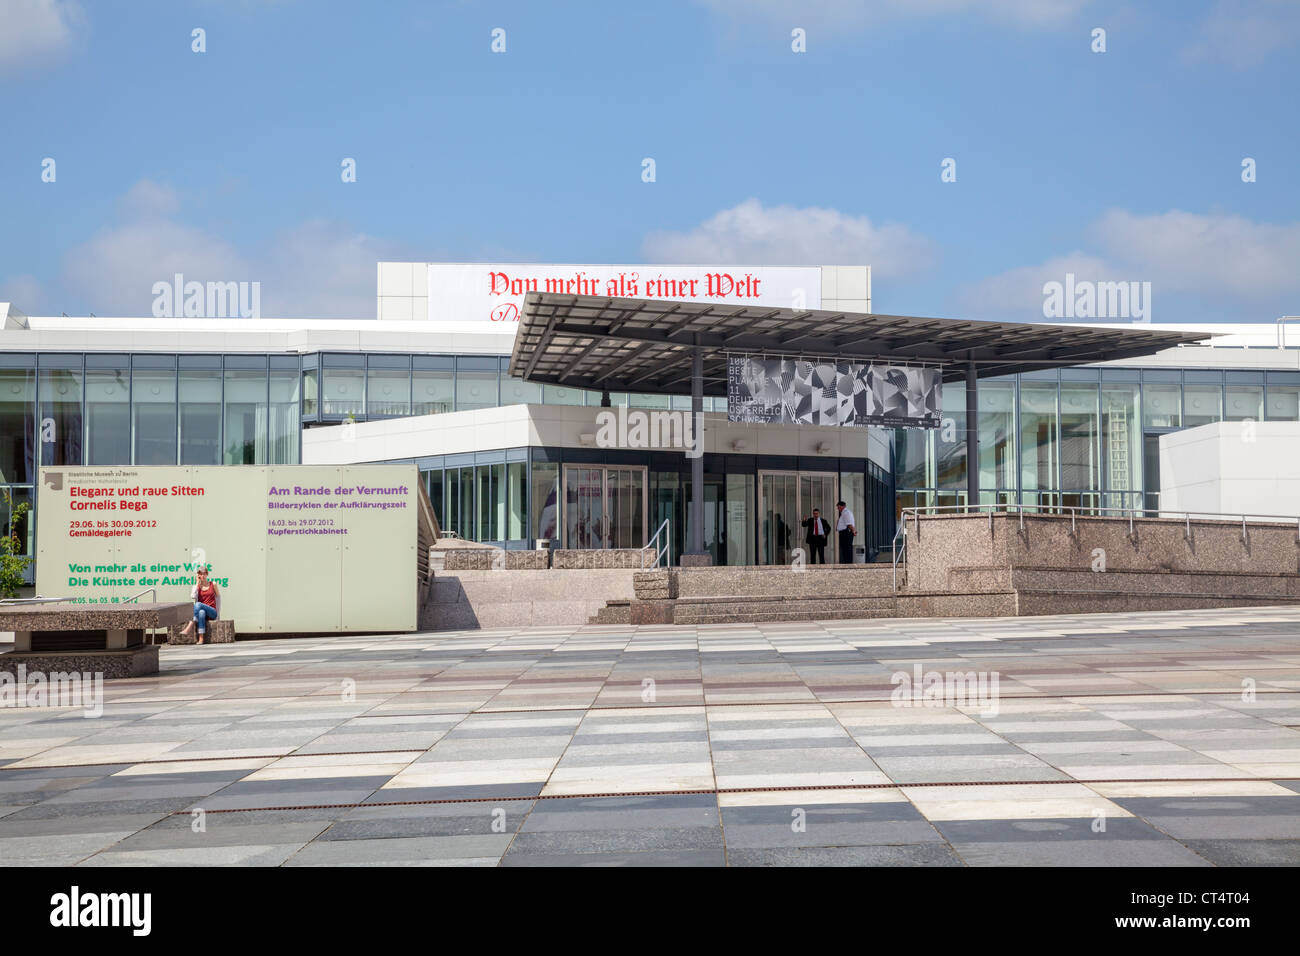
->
xmin=562 ymin=465 xmax=647 ymax=549
xmin=758 ymin=470 xmax=838 ymax=564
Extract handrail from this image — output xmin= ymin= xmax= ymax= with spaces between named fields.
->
xmin=642 ymin=518 xmax=671 ymax=569
xmin=123 ymin=588 xmax=157 ymax=603
xmin=898 ymin=502 xmax=1300 ymax=527
xmin=890 ymin=502 xmax=1300 ymax=592
xmin=0 ymin=595 xmax=76 ymax=605
xmin=891 ymin=519 xmax=907 ymax=591
xmin=1279 ymin=315 xmax=1299 ymax=349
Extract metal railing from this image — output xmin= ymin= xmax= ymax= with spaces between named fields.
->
xmin=892 ymin=502 xmax=1300 ymax=592
xmin=0 ymin=595 xmax=75 ymax=606
xmin=123 ymin=588 xmax=157 ymax=603
xmin=642 ymin=518 xmax=672 ymax=569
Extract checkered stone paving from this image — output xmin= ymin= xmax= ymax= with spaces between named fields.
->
xmin=2 ymin=606 xmax=1299 ymax=866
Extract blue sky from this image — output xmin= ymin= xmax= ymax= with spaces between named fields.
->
xmin=2 ymin=0 xmax=1298 ymax=323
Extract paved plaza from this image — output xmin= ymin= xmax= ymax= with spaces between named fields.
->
xmin=1 ymin=607 xmax=1299 ymax=866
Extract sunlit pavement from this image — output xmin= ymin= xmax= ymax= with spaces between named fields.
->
xmin=2 ymin=606 xmax=1299 ymax=866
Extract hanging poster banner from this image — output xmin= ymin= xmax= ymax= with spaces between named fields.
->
xmin=727 ymin=357 xmax=941 ymax=428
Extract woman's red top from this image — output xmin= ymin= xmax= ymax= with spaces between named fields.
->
xmin=198 ymin=582 xmax=218 ymax=609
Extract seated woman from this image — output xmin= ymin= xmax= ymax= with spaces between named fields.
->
xmin=179 ymin=565 xmax=221 ymax=645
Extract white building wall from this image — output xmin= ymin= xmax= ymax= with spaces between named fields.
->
xmin=1160 ymin=421 xmax=1300 ymax=517
xmin=303 ymin=404 xmax=891 ymax=467
xmin=377 ymin=263 xmax=873 ymax=323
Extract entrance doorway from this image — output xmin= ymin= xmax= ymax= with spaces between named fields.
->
xmin=758 ymin=471 xmax=838 ymax=564
xmin=1143 ymin=434 xmax=1162 ymax=515
xmin=562 ymin=465 xmax=648 ymax=549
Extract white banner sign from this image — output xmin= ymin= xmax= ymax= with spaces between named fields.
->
xmin=426 ymin=263 xmax=822 ymax=323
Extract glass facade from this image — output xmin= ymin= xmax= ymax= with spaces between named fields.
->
xmin=894 ymin=367 xmax=1300 ymax=520
xmin=1 ymin=347 xmax=1298 ymax=581
xmin=416 ymin=449 xmax=887 ymax=566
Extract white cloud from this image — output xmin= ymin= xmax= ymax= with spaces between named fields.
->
xmin=62 ymin=219 xmax=250 ymax=315
xmin=1184 ymin=0 xmax=1300 ymax=67
xmin=960 ymin=253 xmax=1116 ymax=319
xmin=961 ymin=209 xmax=1300 ymax=321
xmin=49 ymin=179 xmax=419 ymax=318
xmin=0 ymin=274 xmax=43 ymax=311
xmin=258 ymin=219 xmax=411 ymax=318
xmin=695 ymin=0 xmax=1089 ymax=30
xmin=116 ymin=179 xmax=181 ymax=220
xmin=0 ymin=0 xmax=82 ymax=70
xmin=1089 ymin=209 xmax=1300 ymax=298
xmin=642 ymin=198 xmax=935 ymax=277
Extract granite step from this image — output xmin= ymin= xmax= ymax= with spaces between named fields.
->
xmin=588 ymin=600 xmax=632 ymax=625
xmin=673 ymin=595 xmax=896 ymax=624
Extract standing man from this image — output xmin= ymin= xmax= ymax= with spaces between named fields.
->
xmin=801 ymin=508 xmax=830 ymax=564
xmin=835 ymin=500 xmax=857 ymax=564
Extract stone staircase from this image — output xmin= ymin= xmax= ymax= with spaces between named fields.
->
xmin=672 ymin=594 xmax=899 ymax=625
xmin=587 ymin=513 xmax=1300 ymax=626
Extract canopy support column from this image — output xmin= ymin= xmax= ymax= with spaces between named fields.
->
xmin=684 ymin=343 xmax=710 ymax=565
xmin=965 ymin=359 xmax=978 ymax=512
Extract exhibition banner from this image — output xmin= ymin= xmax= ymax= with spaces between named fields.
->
xmin=427 ymin=263 xmax=821 ymax=323
xmin=727 ymin=357 xmax=942 ymax=428
xmin=35 ymin=465 xmax=420 ymax=633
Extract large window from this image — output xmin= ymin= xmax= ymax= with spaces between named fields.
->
xmin=1142 ymin=376 xmax=1181 ymax=429
xmin=269 ymin=360 xmax=300 ymax=464
xmin=0 ymin=365 xmax=35 ymax=483
xmin=179 ymin=362 xmax=221 ymax=465
xmin=530 ymin=461 xmax=559 ymax=543
xmin=302 ymin=367 xmax=319 ymax=418
xmin=506 ymin=461 xmax=527 ymax=540
xmin=443 ymin=465 xmax=475 ymax=538
xmin=1225 ymin=385 xmax=1263 ymax=422
xmin=977 ymin=381 xmax=1015 ymax=491
xmin=455 ymin=357 xmax=499 ymax=411
xmin=477 ymin=463 xmax=504 ymax=541
xmin=38 ymin=361 xmax=83 ymax=467
xmin=366 ymin=356 xmax=410 ymax=418
xmin=412 ymin=358 xmax=454 ymax=415
xmin=543 ymin=384 xmax=584 ymax=406
xmin=894 ymin=428 xmax=930 ymax=489
xmin=1266 ymin=381 xmax=1300 ymax=420
xmin=1019 ymin=383 xmax=1059 ymax=496
xmin=502 ymin=374 xmax=543 ymax=406
xmin=132 ymin=361 xmax=178 ymax=465
xmin=1101 ymin=384 xmax=1142 ymax=510
xmin=84 ymin=359 xmax=130 ymax=466
xmin=1059 ymin=384 xmax=1100 ymax=493
xmin=223 ymin=361 xmax=267 ymax=464
xmin=1183 ymin=371 xmax=1223 ymax=428
xmin=935 ymin=383 xmax=965 ymax=490
xmin=322 ymin=355 xmax=364 ymax=419
xmin=726 ymin=473 xmax=754 ymax=566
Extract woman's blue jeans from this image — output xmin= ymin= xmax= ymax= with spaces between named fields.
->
xmin=193 ymin=603 xmax=218 ymax=633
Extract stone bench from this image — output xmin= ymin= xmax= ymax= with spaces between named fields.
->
xmin=0 ymin=602 xmax=191 ymax=678
xmin=168 ymin=618 xmax=236 ymax=645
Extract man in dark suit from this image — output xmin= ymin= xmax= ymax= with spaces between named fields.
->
xmin=801 ymin=508 xmax=830 ymax=564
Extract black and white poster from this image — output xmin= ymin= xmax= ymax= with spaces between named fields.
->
xmin=727 ymin=357 xmax=941 ymax=428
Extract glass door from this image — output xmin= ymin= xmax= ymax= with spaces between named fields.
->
xmin=759 ymin=473 xmax=798 ymax=565
xmin=563 ymin=465 xmax=648 ymax=549
xmin=606 ymin=467 xmax=646 ymax=549
xmin=800 ymin=474 xmax=837 ymax=526
xmin=564 ymin=467 xmax=604 ymax=549
xmin=759 ymin=471 xmax=838 ymax=565
xmin=1143 ymin=434 xmax=1162 ymax=516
